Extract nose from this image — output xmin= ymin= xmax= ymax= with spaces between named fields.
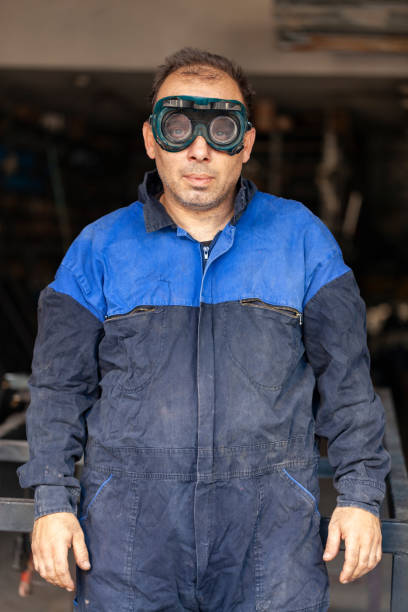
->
xmin=186 ymin=135 xmax=211 ymax=161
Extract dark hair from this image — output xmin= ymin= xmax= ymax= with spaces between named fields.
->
xmin=150 ymin=47 xmax=255 ymax=119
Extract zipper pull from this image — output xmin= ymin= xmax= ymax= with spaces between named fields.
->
xmin=203 ymin=245 xmax=210 ymax=261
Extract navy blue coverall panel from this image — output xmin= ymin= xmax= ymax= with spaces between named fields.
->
xmin=18 ymin=170 xmax=390 ymax=612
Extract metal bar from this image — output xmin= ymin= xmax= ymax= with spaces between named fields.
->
xmin=320 ymin=516 xmax=408 ymax=612
xmin=2 ymin=494 xmax=407 ymax=553
xmin=1 ymin=385 xmax=406 ymax=611
xmin=378 ymin=387 xmax=408 ymax=521
xmin=46 ymin=145 xmax=71 ymax=253
xmin=391 ymin=553 xmax=408 ymax=612
xmin=0 ymin=498 xmax=34 ymax=532
xmin=0 ymin=440 xmax=29 ymax=463
xmin=320 ymin=518 xmax=408 ymax=555
xmin=318 ymin=456 xmax=334 ymax=479
xmin=381 ymin=520 xmax=408 ymax=555
xmin=317 ymin=388 xmax=408 ymax=520
xmin=0 ymin=411 xmax=26 ymax=439
xmin=0 ymin=440 xmax=84 ymax=466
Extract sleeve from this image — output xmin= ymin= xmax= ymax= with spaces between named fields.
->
xmin=17 ymin=231 xmax=105 ymax=520
xmin=302 ymin=224 xmax=391 ymax=518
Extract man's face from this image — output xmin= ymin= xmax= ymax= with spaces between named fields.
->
xmin=143 ymin=68 xmax=256 ymax=212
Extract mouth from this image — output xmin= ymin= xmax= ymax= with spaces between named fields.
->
xmin=183 ymin=174 xmax=214 ymax=187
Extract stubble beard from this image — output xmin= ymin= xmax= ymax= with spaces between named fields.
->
xmin=174 ymin=189 xmax=226 ymax=212
xmin=162 ymin=176 xmax=228 ymax=212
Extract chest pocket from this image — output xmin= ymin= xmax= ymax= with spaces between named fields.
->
xmin=104 ymin=305 xmax=166 ymax=392
xmin=223 ymin=299 xmax=303 ymax=389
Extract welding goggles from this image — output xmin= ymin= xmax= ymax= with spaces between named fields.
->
xmin=149 ymin=95 xmax=252 ymax=155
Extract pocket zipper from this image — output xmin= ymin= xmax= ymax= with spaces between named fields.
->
xmin=105 ymin=305 xmax=157 ymax=322
xmin=79 ymin=473 xmax=113 ymax=522
xmin=282 ymin=468 xmax=319 ymax=514
xmin=240 ymin=299 xmax=303 ymax=325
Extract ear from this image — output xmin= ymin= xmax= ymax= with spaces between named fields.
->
xmin=143 ymin=120 xmax=156 ymax=160
xmin=242 ymin=126 xmax=256 ymax=164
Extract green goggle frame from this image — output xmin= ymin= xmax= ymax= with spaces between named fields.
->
xmin=149 ymin=95 xmax=251 ymax=155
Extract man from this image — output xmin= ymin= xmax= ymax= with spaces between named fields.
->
xmin=18 ymin=48 xmax=390 ymax=612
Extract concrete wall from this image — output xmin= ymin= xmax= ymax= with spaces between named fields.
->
xmin=1 ymin=0 xmax=407 ymax=77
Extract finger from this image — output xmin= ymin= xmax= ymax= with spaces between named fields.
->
xmin=368 ymin=536 xmax=382 ymax=571
xmin=340 ymin=538 xmax=360 ymax=583
xmin=37 ymin=555 xmax=59 ymax=587
xmin=72 ymin=528 xmax=91 ymax=571
xmin=36 ymin=559 xmax=46 ymax=581
xmin=31 ymin=529 xmax=52 ymax=583
xmin=349 ymin=538 xmax=372 ymax=581
xmin=351 ymin=530 xmax=382 ymax=582
xmin=366 ymin=541 xmax=380 ymax=574
xmin=30 ymin=539 xmax=39 ymax=570
xmin=52 ymin=547 xmax=75 ymax=591
xmin=35 ymin=538 xmax=71 ymax=590
xmin=323 ymin=521 xmax=341 ymax=561
xmin=32 ymin=551 xmax=39 ymax=573
xmin=375 ymin=538 xmax=383 ymax=565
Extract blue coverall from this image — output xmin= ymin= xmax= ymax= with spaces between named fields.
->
xmin=18 ymin=170 xmax=390 ymax=611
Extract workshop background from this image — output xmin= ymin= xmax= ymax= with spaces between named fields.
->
xmin=0 ymin=1 xmax=407 ymax=611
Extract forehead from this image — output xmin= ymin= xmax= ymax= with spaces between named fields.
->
xmin=156 ymin=67 xmax=244 ymax=105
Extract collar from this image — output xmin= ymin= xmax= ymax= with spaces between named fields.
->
xmin=138 ymin=169 xmax=257 ymax=233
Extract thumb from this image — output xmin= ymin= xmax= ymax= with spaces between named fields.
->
xmin=323 ymin=520 xmax=341 ymax=562
xmin=72 ymin=527 xmax=91 ymax=570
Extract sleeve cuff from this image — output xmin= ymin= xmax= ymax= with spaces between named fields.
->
xmin=335 ymin=477 xmax=385 ymax=518
xmin=34 ymin=485 xmax=80 ymax=521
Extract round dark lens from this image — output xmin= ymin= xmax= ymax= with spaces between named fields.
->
xmin=162 ymin=112 xmax=192 ymax=143
xmin=209 ymin=115 xmax=238 ymax=145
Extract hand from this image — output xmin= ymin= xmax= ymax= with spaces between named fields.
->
xmin=323 ymin=506 xmax=382 ymax=583
xmin=31 ymin=512 xmax=91 ymax=591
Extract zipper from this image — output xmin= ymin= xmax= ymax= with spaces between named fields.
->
xmin=105 ymin=305 xmax=157 ymax=322
xmin=240 ymin=298 xmax=303 ymax=325
xmin=202 ymin=245 xmax=210 ymax=261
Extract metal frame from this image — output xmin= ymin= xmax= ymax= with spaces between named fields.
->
xmin=0 ymin=387 xmax=407 ymax=610
xmin=317 ymin=387 xmax=408 ymax=612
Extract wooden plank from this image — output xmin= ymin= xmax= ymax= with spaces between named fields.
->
xmin=283 ymin=34 xmax=408 ymax=53
xmin=275 ymin=2 xmax=408 ymax=35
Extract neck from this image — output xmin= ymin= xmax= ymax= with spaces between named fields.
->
xmin=159 ymin=190 xmax=235 ymax=242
